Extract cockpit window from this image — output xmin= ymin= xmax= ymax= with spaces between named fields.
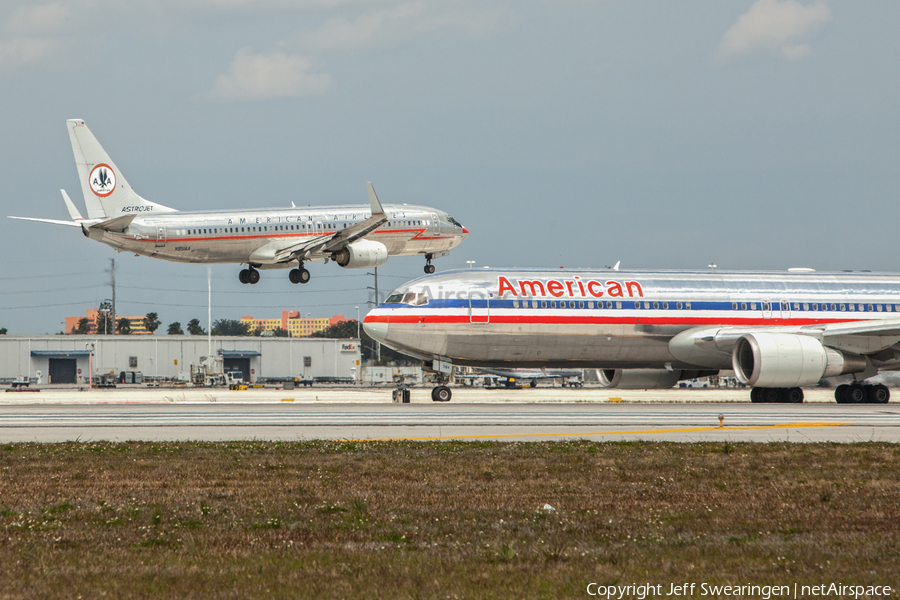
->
xmin=448 ymin=216 xmax=463 ymax=228
xmin=385 ymin=293 xmax=403 ymax=304
xmin=399 ymin=292 xmax=430 ymax=306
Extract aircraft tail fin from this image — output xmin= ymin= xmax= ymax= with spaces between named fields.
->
xmin=66 ymin=119 xmax=176 ymax=219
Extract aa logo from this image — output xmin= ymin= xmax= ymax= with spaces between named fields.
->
xmin=89 ymin=164 xmax=116 ymax=197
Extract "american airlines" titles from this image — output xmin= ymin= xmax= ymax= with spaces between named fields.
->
xmin=497 ymin=276 xmax=644 ymax=298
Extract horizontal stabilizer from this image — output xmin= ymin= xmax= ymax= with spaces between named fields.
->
xmin=92 ymin=214 xmax=136 ymax=232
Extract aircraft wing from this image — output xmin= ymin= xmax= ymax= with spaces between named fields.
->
xmin=273 ymin=181 xmax=388 ymax=263
xmin=7 ymin=216 xmax=82 ymax=227
xmin=675 ymin=316 xmax=900 ymax=367
xmin=7 ymin=189 xmax=92 ymax=228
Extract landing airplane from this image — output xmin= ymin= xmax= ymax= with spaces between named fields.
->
xmin=9 ymin=120 xmax=468 ymax=284
xmin=364 ymin=267 xmax=900 ymax=404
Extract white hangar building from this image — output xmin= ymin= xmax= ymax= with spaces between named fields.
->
xmin=0 ymin=336 xmax=361 ymax=384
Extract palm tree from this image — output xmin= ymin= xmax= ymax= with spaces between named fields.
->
xmin=143 ymin=312 xmax=161 ymax=334
xmin=116 ymin=318 xmax=132 ymax=334
xmin=187 ymin=318 xmax=206 ymax=335
xmin=167 ymin=321 xmax=184 ymax=335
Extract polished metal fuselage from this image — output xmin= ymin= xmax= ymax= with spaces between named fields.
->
xmin=88 ymin=203 xmax=465 ymax=268
xmin=364 ymin=268 xmax=900 ymax=369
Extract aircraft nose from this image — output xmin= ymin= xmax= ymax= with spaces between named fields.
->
xmin=363 ymin=319 xmax=388 ymax=343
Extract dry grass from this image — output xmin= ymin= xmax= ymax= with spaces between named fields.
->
xmin=0 ymin=441 xmax=898 ymax=598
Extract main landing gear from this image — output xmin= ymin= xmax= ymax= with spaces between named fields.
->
xmin=431 ymin=386 xmax=452 ymax=402
xmin=424 ymin=253 xmax=436 ymax=274
xmin=834 ymin=383 xmax=889 ymax=404
xmin=750 ymin=387 xmax=804 ymax=403
xmin=289 ymin=262 xmax=311 ymax=285
xmin=239 ymin=267 xmax=260 ymax=285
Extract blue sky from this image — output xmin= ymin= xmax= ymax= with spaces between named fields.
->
xmin=1 ymin=1 xmax=899 ymax=334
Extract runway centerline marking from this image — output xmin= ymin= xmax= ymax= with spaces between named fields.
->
xmin=345 ymin=422 xmax=853 ymax=442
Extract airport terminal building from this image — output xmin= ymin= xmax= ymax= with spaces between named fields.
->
xmin=0 ymin=336 xmax=361 ymax=384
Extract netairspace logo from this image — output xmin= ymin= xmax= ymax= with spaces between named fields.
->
xmin=584 ymin=582 xmax=894 ymax=599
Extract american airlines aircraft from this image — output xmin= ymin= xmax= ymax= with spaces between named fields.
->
xmin=9 ymin=120 xmax=468 ymax=284
xmin=364 ymin=268 xmax=900 ymax=403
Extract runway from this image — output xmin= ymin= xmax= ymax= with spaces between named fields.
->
xmin=1 ymin=401 xmax=899 ymax=443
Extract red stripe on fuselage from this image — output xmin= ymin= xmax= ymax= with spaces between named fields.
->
xmin=364 ymin=314 xmax=871 ymax=327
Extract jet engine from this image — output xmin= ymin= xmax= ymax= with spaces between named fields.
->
xmin=731 ymin=332 xmax=867 ymax=388
xmin=331 ymin=240 xmax=389 ymax=269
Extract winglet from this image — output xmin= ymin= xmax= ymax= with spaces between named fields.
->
xmin=367 ymin=181 xmax=385 ymax=216
xmin=61 ymin=189 xmax=84 ymax=221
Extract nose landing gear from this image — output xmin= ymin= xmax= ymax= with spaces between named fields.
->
xmin=424 ymin=253 xmax=436 ymax=274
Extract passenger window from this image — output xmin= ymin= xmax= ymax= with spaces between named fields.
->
xmin=579 ymin=301 xmax=584 ymax=309
xmin=877 ymin=304 xmax=882 ymax=312
xmin=802 ymin=303 xmax=808 ymax=310
xmin=830 ymin=304 xmax=836 ymax=311
xmin=840 ymin=304 xmax=845 ymax=311
xmin=793 ymin=303 xmax=800 ymax=311
xmin=513 ymin=300 xmax=519 ymax=308
xmin=677 ymin=302 xmax=683 ymax=310
xmin=686 ymin=302 xmax=691 ymax=310
xmin=741 ymin=303 xmax=747 ymax=310
xmin=541 ymin=300 xmax=547 ymax=308
xmin=812 ymin=304 xmax=818 ymax=311
xmin=662 ymin=302 xmax=668 ymax=310
xmin=868 ymin=304 xmax=874 ymax=312
xmin=634 ymin=302 xmax=641 ymax=309
xmin=732 ymin=303 xmax=738 ymax=310
xmin=750 ymin=303 xmax=756 ymax=310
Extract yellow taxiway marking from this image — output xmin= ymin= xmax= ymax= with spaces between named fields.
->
xmin=346 ymin=422 xmax=853 ymax=442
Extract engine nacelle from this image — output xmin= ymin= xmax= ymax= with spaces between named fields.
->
xmin=598 ymin=368 xmax=682 ymax=389
xmin=331 ymin=240 xmax=388 ymax=269
xmin=732 ymin=332 xmax=867 ymax=387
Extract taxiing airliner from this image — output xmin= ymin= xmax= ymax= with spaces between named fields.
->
xmin=364 ymin=268 xmax=900 ymax=403
xmin=9 ymin=120 xmax=468 ymax=284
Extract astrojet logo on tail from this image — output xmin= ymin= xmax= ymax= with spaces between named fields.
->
xmin=89 ymin=164 xmax=116 ymax=197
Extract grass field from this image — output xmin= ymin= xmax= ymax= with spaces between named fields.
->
xmin=0 ymin=441 xmax=898 ymax=598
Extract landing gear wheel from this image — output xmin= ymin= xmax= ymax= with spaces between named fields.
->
xmin=239 ymin=269 xmax=250 ymax=284
xmin=289 ymin=268 xmax=310 ymax=284
xmin=750 ymin=387 xmax=762 ymax=403
xmin=847 ymin=384 xmax=867 ymax=404
xmin=762 ymin=388 xmax=781 ymax=403
xmin=786 ymin=387 xmax=804 ymax=403
xmin=247 ymin=268 xmax=260 ymax=285
xmin=835 ymin=384 xmax=849 ymax=404
xmin=424 ymin=264 xmax=435 ymax=274
xmin=868 ymin=384 xmax=890 ymax=404
xmin=431 ymin=385 xmax=452 ymax=402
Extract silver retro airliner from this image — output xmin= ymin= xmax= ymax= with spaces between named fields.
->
xmin=9 ymin=120 xmax=468 ymax=284
xmin=364 ymin=268 xmax=900 ymax=403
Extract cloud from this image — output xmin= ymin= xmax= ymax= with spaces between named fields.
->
xmin=201 ymin=48 xmax=334 ymax=102
xmin=716 ymin=0 xmax=831 ymax=64
xmin=8 ymin=2 xmax=73 ymax=34
xmin=305 ymin=1 xmax=505 ymax=53
xmin=0 ymin=37 xmax=57 ymax=70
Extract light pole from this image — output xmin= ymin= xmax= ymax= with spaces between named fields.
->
xmin=85 ymin=342 xmax=95 ymax=389
xmin=355 ymin=306 xmax=360 ymax=339
xmin=466 ymin=260 xmax=475 ymax=269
